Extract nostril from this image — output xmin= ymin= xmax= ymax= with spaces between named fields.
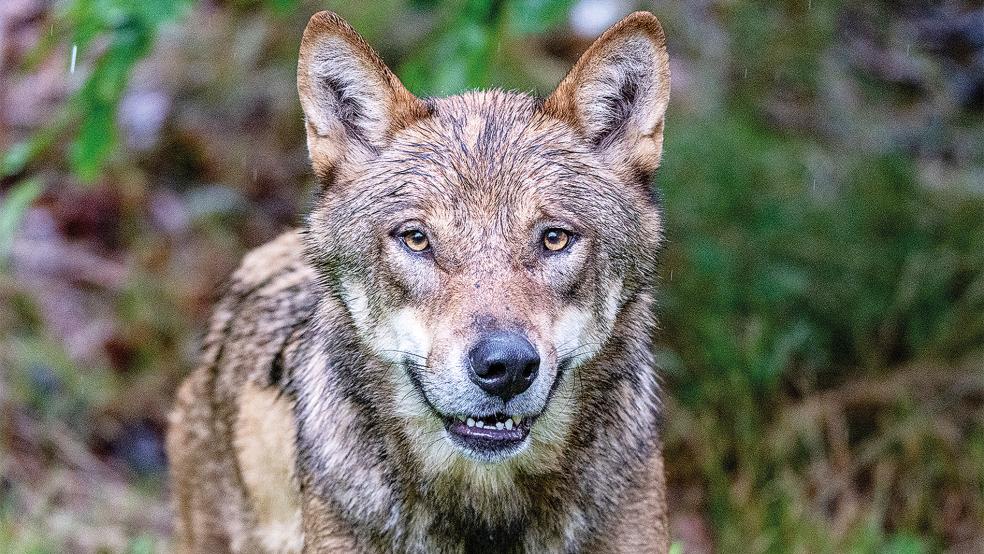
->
xmin=484 ymin=361 xmax=508 ymax=379
xmin=522 ymin=361 xmax=538 ymax=380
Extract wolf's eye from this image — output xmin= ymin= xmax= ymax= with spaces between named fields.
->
xmin=542 ymin=228 xmax=572 ymax=252
xmin=401 ymin=230 xmax=431 ymax=253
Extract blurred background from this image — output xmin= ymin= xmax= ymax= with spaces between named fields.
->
xmin=1 ymin=0 xmax=983 ymax=551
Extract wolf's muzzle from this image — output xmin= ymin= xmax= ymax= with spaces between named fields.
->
xmin=467 ymin=331 xmax=540 ymax=402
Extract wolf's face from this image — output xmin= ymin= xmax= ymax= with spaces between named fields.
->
xmin=298 ymin=12 xmax=669 ymax=471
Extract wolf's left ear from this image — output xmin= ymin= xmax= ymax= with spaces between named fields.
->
xmin=298 ymin=11 xmax=429 ymax=178
xmin=544 ymin=12 xmax=670 ymax=174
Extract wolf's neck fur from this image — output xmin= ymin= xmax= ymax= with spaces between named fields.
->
xmin=288 ymin=290 xmax=662 ymax=552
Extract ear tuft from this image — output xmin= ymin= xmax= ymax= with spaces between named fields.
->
xmin=297 ymin=11 xmax=428 ymax=178
xmin=544 ymin=12 xmax=670 ymax=173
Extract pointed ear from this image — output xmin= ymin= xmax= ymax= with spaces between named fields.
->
xmin=543 ymin=12 xmax=670 ymax=174
xmin=297 ymin=11 xmax=429 ymax=178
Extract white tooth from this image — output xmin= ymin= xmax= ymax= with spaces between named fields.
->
xmin=513 ymin=416 xmax=522 ymax=424
xmin=476 ymin=421 xmax=485 ymax=428
xmin=496 ymin=422 xmax=504 ymax=430
xmin=505 ymin=419 xmax=514 ymax=430
xmin=467 ymin=418 xmax=475 ymax=427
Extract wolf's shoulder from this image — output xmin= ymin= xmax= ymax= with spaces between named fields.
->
xmin=200 ymin=230 xmax=320 ymax=386
xmin=228 ymin=229 xmax=314 ymax=295
xmin=218 ymin=229 xmax=317 ymax=323
xmin=168 ymin=230 xmax=317 ymax=549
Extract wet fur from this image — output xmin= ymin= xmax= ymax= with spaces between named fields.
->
xmin=168 ymin=11 xmax=671 ymax=553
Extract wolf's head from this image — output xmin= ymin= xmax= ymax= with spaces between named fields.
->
xmin=298 ymin=11 xmax=668 ymax=479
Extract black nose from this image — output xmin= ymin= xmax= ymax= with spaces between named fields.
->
xmin=467 ymin=331 xmax=540 ymax=402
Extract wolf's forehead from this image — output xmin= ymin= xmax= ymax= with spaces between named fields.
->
xmin=380 ymin=91 xmax=596 ymax=202
xmin=428 ymin=90 xmax=543 ymax=135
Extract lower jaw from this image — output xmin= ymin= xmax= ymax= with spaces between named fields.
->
xmin=447 ymin=433 xmax=530 ymax=463
xmin=442 ymin=417 xmax=534 ymax=463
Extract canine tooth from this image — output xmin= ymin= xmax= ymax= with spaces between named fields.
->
xmin=467 ymin=418 xmax=475 ymax=427
xmin=476 ymin=421 xmax=485 ymax=428
xmin=512 ymin=416 xmax=522 ymax=424
xmin=495 ymin=422 xmax=504 ymax=430
xmin=505 ymin=419 xmax=514 ymax=430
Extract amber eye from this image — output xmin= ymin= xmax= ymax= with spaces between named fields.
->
xmin=401 ymin=229 xmax=430 ymax=252
xmin=542 ymin=228 xmax=572 ymax=252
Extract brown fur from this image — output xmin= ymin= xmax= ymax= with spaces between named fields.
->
xmin=168 ymin=11 xmax=672 ymax=553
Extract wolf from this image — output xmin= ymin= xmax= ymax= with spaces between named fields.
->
xmin=167 ymin=9 xmax=671 ymax=553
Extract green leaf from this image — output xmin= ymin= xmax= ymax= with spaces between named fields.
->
xmin=14 ymin=0 xmax=193 ymax=183
xmin=881 ymin=533 xmax=927 ymax=554
xmin=506 ymin=0 xmax=573 ymax=34
xmin=68 ymin=14 xmax=153 ymax=182
xmin=0 ymin=142 xmax=34 ymax=178
xmin=0 ymin=178 xmax=44 ymax=264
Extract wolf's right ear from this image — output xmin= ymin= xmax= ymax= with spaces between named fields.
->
xmin=544 ymin=12 xmax=670 ymax=175
xmin=297 ymin=11 xmax=429 ymax=179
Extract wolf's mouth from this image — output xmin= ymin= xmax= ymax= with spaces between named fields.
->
xmin=442 ymin=413 xmax=534 ymax=456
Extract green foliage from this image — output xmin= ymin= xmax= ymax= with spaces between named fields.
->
xmin=0 ymin=138 xmax=50 ymax=179
xmin=66 ymin=0 xmax=192 ymax=181
xmin=0 ymin=0 xmax=191 ymax=183
xmin=399 ymin=0 xmax=506 ymax=94
xmin=658 ymin=110 xmax=984 ymax=552
xmin=662 ymin=114 xmax=984 ymax=395
xmin=399 ymin=0 xmax=574 ymax=95
xmin=0 ymin=179 xmax=43 ymax=265
xmin=505 ymin=0 xmax=572 ymax=34
xmin=1 ymin=0 xmax=576 ymax=182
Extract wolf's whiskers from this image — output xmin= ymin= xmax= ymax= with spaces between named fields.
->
xmin=380 ymin=349 xmax=428 ymax=360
